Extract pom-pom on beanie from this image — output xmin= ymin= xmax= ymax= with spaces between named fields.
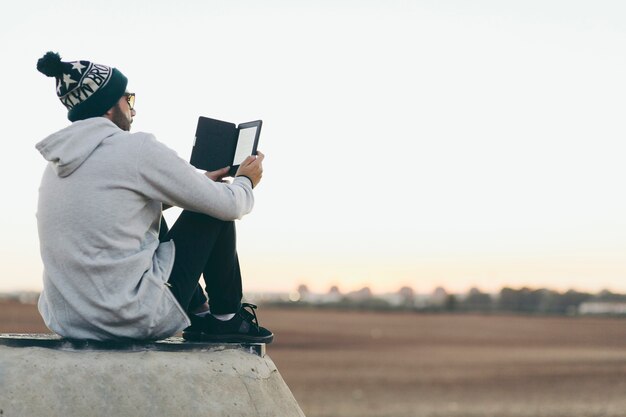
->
xmin=37 ymin=51 xmax=128 ymax=122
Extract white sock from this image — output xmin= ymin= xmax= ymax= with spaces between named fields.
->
xmin=212 ymin=313 xmax=236 ymax=321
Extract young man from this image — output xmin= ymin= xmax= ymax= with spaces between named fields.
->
xmin=35 ymin=51 xmax=272 ymax=343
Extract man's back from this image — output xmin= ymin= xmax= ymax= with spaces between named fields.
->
xmin=36 ymin=117 xmax=190 ymax=341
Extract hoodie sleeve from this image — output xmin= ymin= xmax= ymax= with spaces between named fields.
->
xmin=134 ymin=134 xmax=254 ymax=220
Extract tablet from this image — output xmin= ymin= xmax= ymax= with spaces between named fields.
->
xmin=190 ymin=117 xmax=262 ymax=177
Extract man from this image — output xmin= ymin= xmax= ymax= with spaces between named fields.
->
xmin=35 ymin=51 xmax=272 ymax=343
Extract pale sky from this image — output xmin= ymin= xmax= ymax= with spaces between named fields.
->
xmin=1 ymin=0 xmax=625 ymax=295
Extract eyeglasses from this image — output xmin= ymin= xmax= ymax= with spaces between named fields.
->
xmin=124 ymin=92 xmax=135 ymax=110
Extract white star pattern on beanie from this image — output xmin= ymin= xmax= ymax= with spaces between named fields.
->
xmin=56 ymin=80 xmax=62 ymax=95
xmin=71 ymin=61 xmax=86 ymax=74
xmin=63 ymin=73 xmax=76 ymax=89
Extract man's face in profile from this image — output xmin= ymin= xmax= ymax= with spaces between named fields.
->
xmin=109 ymin=93 xmax=135 ymax=131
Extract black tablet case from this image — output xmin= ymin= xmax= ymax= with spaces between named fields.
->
xmin=190 ymin=117 xmax=260 ymax=177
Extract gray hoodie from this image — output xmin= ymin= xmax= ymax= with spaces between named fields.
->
xmin=35 ymin=117 xmax=254 ymax=340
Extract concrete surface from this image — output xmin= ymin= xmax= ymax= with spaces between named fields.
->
xmin=0 ymin=333 xmax=266 ymax=356
xmin=0 ymin=334 xmax=305 ymax=417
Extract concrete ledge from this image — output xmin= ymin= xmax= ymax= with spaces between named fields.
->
xmin=0 ymin=333 xmax=265 ymax=356
xmin=0 ymin=333 xmax=304 ymax=417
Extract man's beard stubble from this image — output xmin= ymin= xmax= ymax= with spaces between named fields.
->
xmin=110 ymin=104 xmax=132 ymax=131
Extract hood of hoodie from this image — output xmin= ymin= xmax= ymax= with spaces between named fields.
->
xmin=36 ymin=118 xmax=122 ymax=177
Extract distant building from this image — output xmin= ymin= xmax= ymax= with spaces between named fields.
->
xmin=578 ymin=301 xmax=626 ymax=315
xmin=345 ymin=287 xmax=372 ymax=302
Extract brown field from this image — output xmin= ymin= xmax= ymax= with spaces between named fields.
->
xmin=2 ymin=301 xmax=626 ymax=417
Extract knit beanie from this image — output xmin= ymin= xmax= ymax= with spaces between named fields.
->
xmin=37 ymin=51 xmax=128 ymax=122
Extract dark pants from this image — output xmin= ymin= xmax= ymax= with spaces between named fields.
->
xmin=159 ymin=210 xmax=242 ymax=316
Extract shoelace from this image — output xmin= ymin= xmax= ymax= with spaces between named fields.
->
xmin=240 ymin=303 xmax=260 ymax=330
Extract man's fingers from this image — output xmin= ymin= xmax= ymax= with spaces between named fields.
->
xmin=205 ymin=166 xmax=232 ymax=181
xmin=241 ymin=155 xmax=256 ymax=167
xmin=213 ymin=166 xmax=230 ymax=176
xmin=234 ymin=151 xmax=264 ymax=187
xmin=240 ymin=152 xmax=264 ymax=167
xmin=207 ymin=166 xmax=230 ymax=174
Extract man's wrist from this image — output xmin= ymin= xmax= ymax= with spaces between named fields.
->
xmin=235 ymin=175 xmax=254 ymax=189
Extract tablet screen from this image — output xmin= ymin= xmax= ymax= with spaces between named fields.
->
xmin=232 ymin=126 xmax=258 ymax=165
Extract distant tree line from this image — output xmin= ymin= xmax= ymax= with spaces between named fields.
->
xmin=267 ymin=286 xmax=626 ymax=316
xmin=451 ymin=287 xmax=619 ymax=315
xmin=431 ymin=287 xmax=626 ymax=315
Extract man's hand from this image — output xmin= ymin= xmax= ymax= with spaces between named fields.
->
xmin=236 ymin=151 xmax=264 ymax=188
xmin=205 ymin=166 xmax=231 ymax=182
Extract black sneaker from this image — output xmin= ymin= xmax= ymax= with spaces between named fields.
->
xmin=183 ymin=303 xmax=274 ymax=344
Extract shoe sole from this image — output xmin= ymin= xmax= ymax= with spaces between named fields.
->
xmin=182 ymin=331 xmax=274 ymax=344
